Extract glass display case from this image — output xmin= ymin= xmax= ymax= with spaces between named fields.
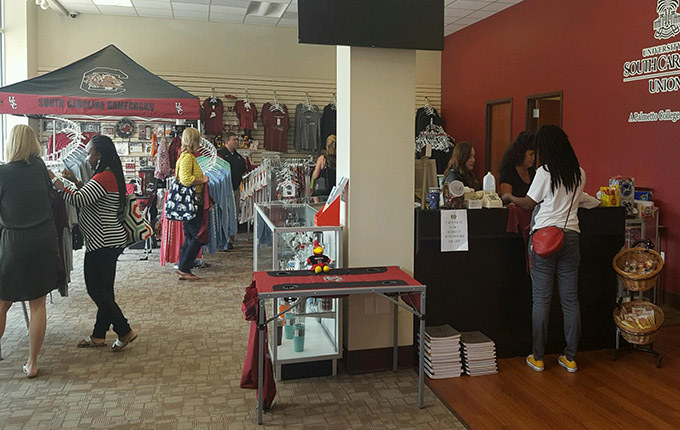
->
xmin=254 ymin=202 xmax=343 ymax=380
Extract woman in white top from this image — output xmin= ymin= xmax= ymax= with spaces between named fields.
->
xmin=501 ymin=125 xmax=595 ymax=374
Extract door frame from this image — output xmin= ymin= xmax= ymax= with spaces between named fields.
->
xmin=525 ymin=90 xmax=563 ymax=131
xmin=485 ymin=98 xmax=513 ymax=172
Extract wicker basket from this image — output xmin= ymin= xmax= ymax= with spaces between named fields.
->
xmin=613 ymin=301 xmax=664 ymax=345
xmin=612 ymin=247 xmax=664 ymax=292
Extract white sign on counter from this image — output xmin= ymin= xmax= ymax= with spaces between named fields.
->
xmin=441 ymin=209 xmax=468 ymax=252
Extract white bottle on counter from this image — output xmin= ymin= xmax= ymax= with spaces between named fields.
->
xmin=483 ymin=171 xmax=496 ymax=192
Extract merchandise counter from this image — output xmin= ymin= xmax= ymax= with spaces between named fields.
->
xmin=414 ymin=207 xmax=625 ymax=358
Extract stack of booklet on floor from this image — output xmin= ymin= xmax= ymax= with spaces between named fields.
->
xmin=422 ymin=325 xmax=462 ymax=379
xmin=461 ymin=331 xmax=498 ymax=376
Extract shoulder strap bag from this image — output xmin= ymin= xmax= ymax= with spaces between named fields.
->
xmin=532 ymin=190 xmax=576 ymax=258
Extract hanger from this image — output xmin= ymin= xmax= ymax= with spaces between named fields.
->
xmin=210 ymin=88 xmax=217 ymax=103
xmin=423 ymin=97 xmax=434 ymax=115
xmin=331 ymin=92 xmax=337 ymax=108
xmin=270 ymin=91 xmax=284 ymax=113
xmin=244 ymin=89 xmax=251 ymax=109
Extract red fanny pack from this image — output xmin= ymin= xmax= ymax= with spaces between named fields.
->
xmin=532 ymin=191 xmax=576 ymax=258
xmin=532 ymin=226 xmax=564 ymax=258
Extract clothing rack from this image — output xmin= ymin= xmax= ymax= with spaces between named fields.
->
xmin=198 ymin=137 xmax=217 ymax=172
xmin=415 ymin=124 xmax=454 ymax=153
xmin=43 ymin=116 xmax=85 ymax=162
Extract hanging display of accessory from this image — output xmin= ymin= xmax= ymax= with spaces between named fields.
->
xmin=116 ymin=117 xmax=135 ymax=139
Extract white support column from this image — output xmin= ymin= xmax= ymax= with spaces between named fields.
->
xmin=337 ymin=46 xmax=415 ymax=353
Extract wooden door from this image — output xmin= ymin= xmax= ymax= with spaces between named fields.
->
xmin=526 ymin=91 xmax=563 ymax=132
xmin=538 ymin=99 xmax=562 ymax=127
xmin=486 ymin=99 xmax=513 ymax=185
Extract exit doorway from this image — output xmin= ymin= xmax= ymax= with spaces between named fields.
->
xmin=526 ymin=91 xmax=563 ymax=132
xmin=485 ymin=98 xmax=513 ymax=181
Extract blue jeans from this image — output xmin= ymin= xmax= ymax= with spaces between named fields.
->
xmin=178 ymin=215 xmax=203 ymax=273
xmin=529 ymin=230 xmax=581 ymax=361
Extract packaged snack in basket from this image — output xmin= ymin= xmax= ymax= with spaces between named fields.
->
xmin=600 ymin=185 xmax=619 ymax=207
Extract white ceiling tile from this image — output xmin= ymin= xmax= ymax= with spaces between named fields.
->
xmin=447 ymin=0 xmax=490 ymax=10
xmin=482 ymin=2 xmax=514 ymax=12
xmin=445 ymin=23 xmax=467 ymax=35
xmin=210 ymin=5 xmax=246 ymax=14
xmin=467 ymin=9 xmax=495 ymax=19
xmin=59 ymin=3 xmax=102 ymax=13
xmin=172 ymin=2 xmax=208 ymax=11
xmin=132 ymin=0 xmax=170 ymax=9
xmin=210 ymin=0 xmax=250 ymax=6
xmin=286 ymin=3 xmax=297 ymax=12
xmin=209 ymin=12 xmax=244 ymax=22
xmin=174 ymin=10 xmax=209 ymax=19
xmin=243 ymin=15 xmax=279 ymax=24
xmin=96 ymin=5 xmax=138 ymax=14
xmin=277 ymin=18 xmax=297 ymax=27
xmin=246 ymin=1 xmax=286 ymax=17
xmin=454 ymin=16 xmax=480 ymax=25
xmin=136 ymin=7 xmax=173 ymax=17
xmin=171 ymin=0 xmax=209 ymax=4
xmin=445 ymin=7 xmax=472 ymax=18
xmin=60 ymin=0 xmax=98 ymax=4
xmin=282 ymin=11 xmax=296 ymax=19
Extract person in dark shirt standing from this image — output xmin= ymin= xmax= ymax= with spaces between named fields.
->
xmin=218 ymin=132 xmax=246 ymax=249
xmin=499 ymin=131 xmax=536 ymax=197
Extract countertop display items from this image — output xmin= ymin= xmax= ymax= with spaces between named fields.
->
xmin=253 ymin=202 xmax=343 ymax=381
xmin=612 ymin=239 xmax=664 ymax=367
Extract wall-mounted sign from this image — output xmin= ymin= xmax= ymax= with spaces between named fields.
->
xmin=624 ymin=0 xmax=680 ymax=123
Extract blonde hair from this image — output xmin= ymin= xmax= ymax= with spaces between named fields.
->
xmin=5 ymin=125 xmax=41 ymax=162
xmin=181 ymin=127 xmax=201 ymax=153
xmin=326 ymin=135 xmax=336 ymax=157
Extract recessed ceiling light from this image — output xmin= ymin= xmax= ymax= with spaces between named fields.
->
xmin=92 ymin=0 xmax=133 ymax=7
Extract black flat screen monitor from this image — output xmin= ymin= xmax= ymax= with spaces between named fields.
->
xmin=298 ymin=0 xmax=444 ymax=51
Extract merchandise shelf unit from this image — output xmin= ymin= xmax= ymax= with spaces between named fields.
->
xmin=623 ymin=208 xmax=661 ymax=303
xmin=253 ymin=202 xmax=343 ymax=381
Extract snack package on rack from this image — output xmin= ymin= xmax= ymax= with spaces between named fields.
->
xmin=599 ymin=185 xmax=619 ymax=207
xmin=619 ymin=307 xmax=655 ymax=330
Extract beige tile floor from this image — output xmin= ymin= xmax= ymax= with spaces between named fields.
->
xmin=0 ymin=237 xmax=465 ymax=429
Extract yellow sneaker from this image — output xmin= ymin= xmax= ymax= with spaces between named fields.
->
xmin=558 ymin=355 xmax=578 ymax=373
xmin=526 ymin=354 xmax=544 ymax=372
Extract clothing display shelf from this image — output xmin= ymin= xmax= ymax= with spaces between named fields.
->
xmin=253 ymin=202 xmax=343 ymax=381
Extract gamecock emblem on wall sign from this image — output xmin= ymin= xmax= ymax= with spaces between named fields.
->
xmin=80 ymin=67 xmax=128 ymax=95
xmin=654 ymin=0 xmax=680 ymax=40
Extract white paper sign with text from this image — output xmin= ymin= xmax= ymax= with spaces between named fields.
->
xmin=441 ymin=209 xmax=468 ymax=252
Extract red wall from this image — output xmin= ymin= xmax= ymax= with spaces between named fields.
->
xmin=442 ymin=0 xmax=680 ymax=294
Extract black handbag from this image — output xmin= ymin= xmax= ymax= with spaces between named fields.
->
xmin=164 ymin=179 xmax=197 ymax=221
xmin=312 ymin=164 xmax=332 ymax=197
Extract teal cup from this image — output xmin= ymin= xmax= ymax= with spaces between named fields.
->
xmin=284 ymin=313 xmax=296 ymax=339
xmin=293 ymin=323 xmax=305 ymax=352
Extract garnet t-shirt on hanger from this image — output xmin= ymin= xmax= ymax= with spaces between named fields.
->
xmin=261 ymin=103 xmax=290 ymax=153
xmin=203 ymin=98 xmax=223 ymax=134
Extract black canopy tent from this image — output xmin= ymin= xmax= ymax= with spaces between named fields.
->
xmin=0 ymin=44 xmax=200 ymax=119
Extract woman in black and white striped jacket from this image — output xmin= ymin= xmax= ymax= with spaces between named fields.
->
xmin=50 ymin=135 xmax=137 ymax=351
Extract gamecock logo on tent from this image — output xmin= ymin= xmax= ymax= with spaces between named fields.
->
xmin=80 ymin=67 xmax=128 ymax=95
xmin=654 ymin=0 xmax=680 ymax=40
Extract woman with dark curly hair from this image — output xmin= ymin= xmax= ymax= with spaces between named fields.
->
xmin=50 ymin=135 xmax=137 ymax=352
xmin=499 ymin=131 xmax=535 ymax=198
